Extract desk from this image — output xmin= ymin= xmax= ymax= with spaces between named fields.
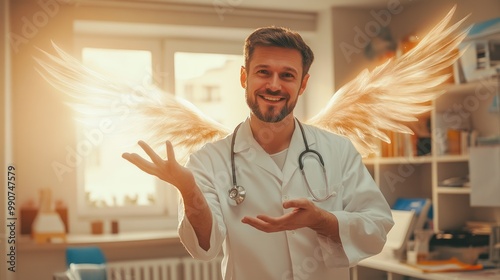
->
xmin=353 ymin=250 xmax=500 ymax=280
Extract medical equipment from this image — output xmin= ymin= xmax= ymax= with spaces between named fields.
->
xmin=229 ymin=120 xmax=333 ymax=206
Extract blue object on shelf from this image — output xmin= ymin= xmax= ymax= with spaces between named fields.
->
xmin=65 ymin=246 xmax=106 ymax=267
xmin=393 ymin=198 xmax=429 ymax=215
xmin=392 ymin=197 xmax=432 ymax=231
xmin=468 ymin=17 xmax=500 ymax=37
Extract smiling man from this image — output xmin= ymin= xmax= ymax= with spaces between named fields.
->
xmin=242 ymin=45 xmax=308 ymax=124
xmin=123 ymin=26 xmax=393 ymax=280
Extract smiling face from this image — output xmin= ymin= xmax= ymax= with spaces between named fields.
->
xmin=240 ymin=46 xmax=310 ymax=123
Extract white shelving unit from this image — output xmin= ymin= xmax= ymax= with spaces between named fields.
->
xmin=349 ymin=4 xmax=500 ymax=279
xmin=433 ymin=79 xmax=499 ymax=231
xmin=364 ymin=79 xmax=500 ymax=233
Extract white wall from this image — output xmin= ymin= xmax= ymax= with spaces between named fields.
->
xmin=303 ymin=9 xmax=335 ymax=120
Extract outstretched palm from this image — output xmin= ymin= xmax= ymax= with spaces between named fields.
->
xmin=122 ymin=140 xmax=194 ymax=191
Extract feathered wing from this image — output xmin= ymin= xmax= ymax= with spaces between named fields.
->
xmin=36 ymin=7 xmax=467 ymax=159
xmin=35 ymin=42 xmax=230 ymax=162
xmin=306 ymin=6 xmax=469 ymax=157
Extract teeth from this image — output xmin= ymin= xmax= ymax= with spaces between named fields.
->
xmin=263 ymin=96 xmax=281 ymax=101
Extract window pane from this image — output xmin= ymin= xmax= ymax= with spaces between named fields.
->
xmin=81 ymin=48 xmax=156 ymax=209
xmin=82 ymin=48 xmax=152 ymax=84
xmin=174 ymin=52 xmax=247 ymax=129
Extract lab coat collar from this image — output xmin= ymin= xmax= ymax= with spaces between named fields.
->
xmin=232 ymin=118 xmax=316 ymax=185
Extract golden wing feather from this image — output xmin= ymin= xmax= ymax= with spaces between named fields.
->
xmin=306 ymin=6 xmax=469 ymax=157
xmin=36 ymin=7 xmax=468 ymax=159
xmin=35 ymin=42 xmax=230 ymax=162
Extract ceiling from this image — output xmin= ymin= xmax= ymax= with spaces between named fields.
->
xmin=142 ymin=0 xmax=393 ymax=12
xmin=74 ymin=0 xmax=401 ymax=39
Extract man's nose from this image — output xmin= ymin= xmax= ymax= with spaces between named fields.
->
xmin=266 ymin=74 xmax=281 ymax=92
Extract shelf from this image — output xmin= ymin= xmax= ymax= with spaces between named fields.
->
xmin=435 ymin=154 xmax=469 ymax=163
xmin=363 ymin=79 xmax=498 ymax=233
xmin=442 ymin=79 xmax=498 ymax=95
xmin=18 ymin=230 xmax=181 ymax=251
xmin=364 ymin=155 xmax=469 ymax=164
xmin=363 ymin=156 xmax=433 ymax=165
xmin=436 ymin=187 xmax=471 ymax=194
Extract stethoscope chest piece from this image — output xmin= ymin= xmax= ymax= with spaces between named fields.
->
xmin=228 ymin=119 xmax=333 ymax=206
xmin=228 ymin=185 xmax=246 ymax=206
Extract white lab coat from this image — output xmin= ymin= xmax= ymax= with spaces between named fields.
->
xmin=178 ymin=118 xmax=394 ymax=280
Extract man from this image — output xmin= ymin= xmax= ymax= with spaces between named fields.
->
xmin=123 ymin=26 xmax=394 ymax=280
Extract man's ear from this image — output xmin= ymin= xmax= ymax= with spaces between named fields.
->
xmin=240 ymin=66 xmax=247 ymax=88
xmin=299 ymin=73 xmax=310 ymax=96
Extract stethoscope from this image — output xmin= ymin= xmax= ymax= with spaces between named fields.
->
xmin=228 ymin=119 xmax=334 ymax=206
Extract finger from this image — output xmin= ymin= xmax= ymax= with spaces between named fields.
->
xmin=283 ymin=198 xmax=310 ymax=209
xmin=138 ymin=140 xmax=164 ymax=167
xmin=255 ymin=215 xmax=279 ymax=224
xmin=122 ymin=153 xmax=158 ymax=176
xmin=241 ymin=216 xmax=274 ymax=232
xmin=165 ymin=140 xmax=177 ymax=163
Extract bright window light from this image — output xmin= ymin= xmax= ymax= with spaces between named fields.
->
xmin=174 ymin=52 xmax=247 ymax=129
xmin=80 ymin=48 xmax=157 ymax=209
xmin=75 ymin=47 xmax=247 ymax=218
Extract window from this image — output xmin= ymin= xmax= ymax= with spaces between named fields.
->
xmin=166 ymin=39 xmax=247 ymax=129
xmin=74 ymin=38 xmax=169 ymax=217
xmin=79 ymin=48 xmax=156 ymax=209
xmin=73 ymin=37 xmax=246 ymax=221
xmin=173 ymin=51 xmax=245 ymax=128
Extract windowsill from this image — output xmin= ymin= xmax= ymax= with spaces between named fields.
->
xmin=18 ymin=229 xmax=181 ymax=251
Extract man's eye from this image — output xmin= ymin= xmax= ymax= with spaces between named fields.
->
xmin=282 ymin=73 xmax=295 ymax=79
xmin=257 ymin=70 xmax=269 ymax=75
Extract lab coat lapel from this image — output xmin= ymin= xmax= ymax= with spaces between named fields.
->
xmin=233 ymin=120 xmax=281 ymax=178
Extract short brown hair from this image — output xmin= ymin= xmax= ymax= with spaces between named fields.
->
xmin=244 ymin=26 xmax=314 ymax=78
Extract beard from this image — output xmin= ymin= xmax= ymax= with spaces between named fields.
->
xmin=246 ymin=88 xmax=297 ymax=123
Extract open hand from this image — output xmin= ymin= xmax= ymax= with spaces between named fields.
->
xmin=241 ymin=198 xmax=327 ymax=233
xmin=122 ymin=140 xmax=194 ymax=190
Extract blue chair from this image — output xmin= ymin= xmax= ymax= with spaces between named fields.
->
xmin=65 ymin=246 xmax=106 ymax=267
xmin=65 ymin=246 xmax=107 ymax=280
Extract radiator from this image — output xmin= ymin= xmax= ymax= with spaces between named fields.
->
xmin=182 ymin=257 xmax=223 ymax=280
xmin=105 ymin=256 xmax=222 ymax=280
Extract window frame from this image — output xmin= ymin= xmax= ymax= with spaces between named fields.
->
xmin=73 ymin=36 xmax=172 ymax=218
xmin=163 ymin=38 xmax=247 ymax=129
xmin=71 ymin=35 xmax=246 ymax=223
xmin=162 ymin=38 xmax=241 ymax=90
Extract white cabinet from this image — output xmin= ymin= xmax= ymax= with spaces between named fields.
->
xmin=433 ymin=80 xmax=500 ymax=231
xmin=364 ymin=79 xmax=500 ymax=233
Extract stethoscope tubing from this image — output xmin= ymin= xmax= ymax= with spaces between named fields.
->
xmin=229 ymin=119 xmax=332 ymax=205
